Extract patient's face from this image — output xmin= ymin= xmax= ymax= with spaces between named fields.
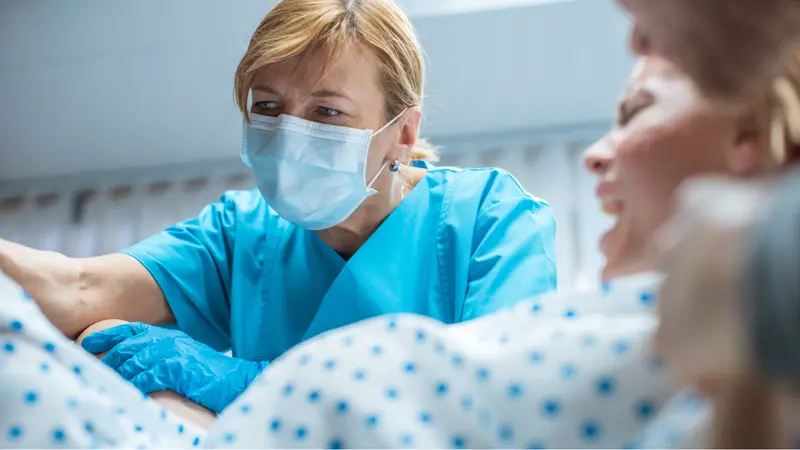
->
xmin=584 ymin=57 xmax=738 ymax=279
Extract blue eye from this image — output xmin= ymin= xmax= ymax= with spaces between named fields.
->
xmin=316 ymin=106 xmax=342 ymax=117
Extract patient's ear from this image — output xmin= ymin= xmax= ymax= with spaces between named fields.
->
xmin=727 ymin=114 xmax=766 ymax=175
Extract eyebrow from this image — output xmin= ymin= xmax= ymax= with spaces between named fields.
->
xmin=251 ymin=84 xmax=280 ymax=95
xmin=250 ymin=85 xmax=354 ymax=103
xmin=310 ymin=89 xmax=353 ymax=102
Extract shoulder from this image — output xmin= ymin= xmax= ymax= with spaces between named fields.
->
xmin=428 ymin=165 xmax=550 ymax=215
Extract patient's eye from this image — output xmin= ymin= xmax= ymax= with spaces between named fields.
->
xmin=617 ymin=90 xmax=654 ymax=127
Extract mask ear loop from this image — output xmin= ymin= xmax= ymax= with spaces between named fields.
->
xmin=389 ymin=145 xmax=411 ymax=200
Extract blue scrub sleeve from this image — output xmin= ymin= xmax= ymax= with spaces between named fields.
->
xmin=461 ymin=196 xmax=557 ymax=321
xmin=122 ymin=194 xmax=237 ymax=351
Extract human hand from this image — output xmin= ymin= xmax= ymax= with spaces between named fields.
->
xmin=81 ymin=322 xmax=268 ymax=413
xmin=653 ymin=176 xmax=769 ymax=395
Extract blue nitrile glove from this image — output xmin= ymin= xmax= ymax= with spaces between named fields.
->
xmin=81 ymin=322 xmax=268 ymax=413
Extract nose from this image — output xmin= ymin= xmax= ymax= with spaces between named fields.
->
xmin=583 ymin=138 xmax=615 ymax=175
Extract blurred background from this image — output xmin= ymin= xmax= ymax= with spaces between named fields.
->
xmin=0 ymin=0 xmax=633 ymax=290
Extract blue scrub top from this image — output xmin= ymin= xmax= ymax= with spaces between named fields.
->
xmin=123 ymin=164 xmax=557 ymax=362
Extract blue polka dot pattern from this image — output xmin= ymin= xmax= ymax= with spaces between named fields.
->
xmin=613 ymin=340 xmax=630 ymax=354
xmin=597 ymin=377 xmax=616 ymax=397
xmin=581 ymin=421 xmax=601 ymax=441
xmin=24 ymin=391 xmax=38 ymax=404
xmin=0 ymin=273 xmax=693 ymax=448
xmin=560 ymin=363 xmax=577 ymax=379
xmin=270 ymin=419 xmax=281 ymax=432
xmin=452 ymin=435 xmax=467 ymax=448
xmin=364 ymin=414 xmax=379 ymax=428
xmin=499 ymin=423 xmax=515 ymax=442
xmin=507 ymin=383 xmax=524 ymax=398
xmin=52 ymin=428 xmax=66 ymax=444
xmin=10 ymin=320 xmax=23 ymax=333
xmin=635 ymin=400 xmax=655 ymax=420
xmin=8 ymin=426 xmax=22 ymax=440
xmin=419 ymin=412 xmax=433 ymax=424
xmin=542 ymin=399 xmax=561 ymax=417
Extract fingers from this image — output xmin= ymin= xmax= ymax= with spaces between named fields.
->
xmin=117 ymin=344 xmax=163 ymax=381
xmin=81 ymin=322 xmax=148 ymax=354
xmin=129 ymin=365 xmax=173 ymax=394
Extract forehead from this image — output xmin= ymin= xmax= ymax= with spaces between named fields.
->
xmin=252 ymin=43 xmax=382 ymax=99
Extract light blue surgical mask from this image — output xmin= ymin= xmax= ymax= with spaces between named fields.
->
xmin=241 ymin=112 xmax=404 ymax=230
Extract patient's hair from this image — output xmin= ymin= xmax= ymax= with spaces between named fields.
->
xmin=233 ymin=0 xmax=437 ymax=162
xmin=661 ymin=1 xmax=800 ymax=103
xmin=658 ymin=1 xmax=800 ymax=164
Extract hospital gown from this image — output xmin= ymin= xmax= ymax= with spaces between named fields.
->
xmin=0 ymin=271 xmax=711 ymax=448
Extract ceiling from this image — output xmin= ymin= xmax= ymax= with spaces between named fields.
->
xmin=0 ymin=0 xmax=633 ymax=183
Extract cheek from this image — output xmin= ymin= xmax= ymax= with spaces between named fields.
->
xmin=615 ymin=127 xmax=704 ymax=229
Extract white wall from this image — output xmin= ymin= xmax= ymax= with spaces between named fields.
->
xmin=0 ymin=0 xmax=632 ymax=182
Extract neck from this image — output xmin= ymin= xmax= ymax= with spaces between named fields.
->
xmin=316 ymin=168 xmax=408 ymax=258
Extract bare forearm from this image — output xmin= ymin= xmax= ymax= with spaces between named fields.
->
xmin=0 ymin=239 xmax=174 ymax=339
xmin=0 ymin=239 xmax=94 ymax=338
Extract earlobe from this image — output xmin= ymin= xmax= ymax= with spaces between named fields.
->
xmin=728 ymin=116 xmax=767 ymax=175
xmin=396 ymin=107 xmax=422 ymax=155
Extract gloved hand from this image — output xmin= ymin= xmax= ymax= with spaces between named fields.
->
xmin=81 ymin=322 xmax=268 ymax=414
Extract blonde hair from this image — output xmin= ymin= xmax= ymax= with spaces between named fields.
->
xmin=234 ymin=0 xmax=437 ymax=162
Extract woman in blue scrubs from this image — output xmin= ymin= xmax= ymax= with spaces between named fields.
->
xmin=0 ymin=0 xmax=556 ymax=414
